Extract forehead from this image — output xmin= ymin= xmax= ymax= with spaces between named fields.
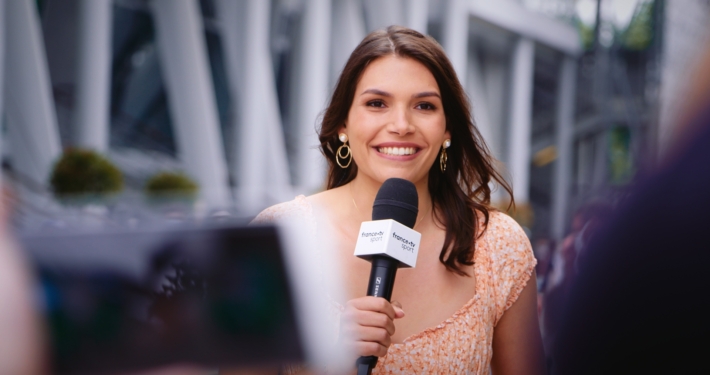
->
xmin=356 ymin=55 xmax=440 ymax=94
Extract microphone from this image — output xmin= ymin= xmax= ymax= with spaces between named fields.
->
xmin=353 ymin=178 xmax=421 ymax=375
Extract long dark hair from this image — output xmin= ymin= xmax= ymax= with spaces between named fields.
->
xmin=320 ymin=26 xmax=513 ymax=275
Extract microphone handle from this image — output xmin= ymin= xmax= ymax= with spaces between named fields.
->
xmin=356 ymin=256 xmax=399 ymax=375
xmin=366 ymin=255 xmax=399 ymax=300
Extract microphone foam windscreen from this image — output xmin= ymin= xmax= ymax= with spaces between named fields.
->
xmin=372 ymin=178 xmax=419 ymax=228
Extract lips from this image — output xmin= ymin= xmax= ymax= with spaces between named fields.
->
xmin=377 ymin=146 xmax=418 ymax=156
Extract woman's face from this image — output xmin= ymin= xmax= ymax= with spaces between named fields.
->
xmin=341 ymin=55 xmax=450 ymax=187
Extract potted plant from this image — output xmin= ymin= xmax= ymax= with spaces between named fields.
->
xmin=49 ymin=148 xmax=124 ymax=204
xmin=144 ymin=171 xmax=199 ymax=208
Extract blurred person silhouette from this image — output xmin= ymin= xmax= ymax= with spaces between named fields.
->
xmin=540 ymin=203 xmax=612 ymax=367
xmin=551 ymin=50 xmax=710 ymax=374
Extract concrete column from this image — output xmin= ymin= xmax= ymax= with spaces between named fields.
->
xmin=407 ymin=0 xmax=428 ymax=33
xmin=331 ymin=0 xmax=366 ymax=86
xmin=151 ymin=0 xmax=230 ymax=207
xmin=293 ymin=0 xmax=331 ymax=194
xmin=216 ymin=0 xmax=291 ymax=213
xmin=551 ymin=56 xmax=577 ymax=240
xmin=73 ymin=0 xmax=112 ymax=151
xmin=442 ymin=0 xmax=468 ymax=84
xmin=506 ymin=37 xmax=535 ymax=203
xmin=4 ymin=0 xmax=62 ymax=185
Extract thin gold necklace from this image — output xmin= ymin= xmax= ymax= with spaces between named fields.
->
xmin=349 ymin=183 xmax=428 ymax=229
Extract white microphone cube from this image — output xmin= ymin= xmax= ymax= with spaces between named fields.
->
xmin=353 ymin=219 xmax=421 ymax=268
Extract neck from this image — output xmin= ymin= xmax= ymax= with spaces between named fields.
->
xmin=348 ymin=175 xmax=433 ymax=226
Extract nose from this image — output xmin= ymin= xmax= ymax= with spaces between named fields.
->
xmin=387 ymin=106 xmax=414 ymax=136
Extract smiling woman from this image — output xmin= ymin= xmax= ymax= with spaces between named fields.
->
xmin=254 ymin=26 xmax=545 ymax=375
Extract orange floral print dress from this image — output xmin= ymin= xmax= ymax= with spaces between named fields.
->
xmin=253 ymin=195 xmax=536 ymax=375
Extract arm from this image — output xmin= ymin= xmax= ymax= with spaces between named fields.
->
xmin=490 ymin=271 xmax=546 ymax=375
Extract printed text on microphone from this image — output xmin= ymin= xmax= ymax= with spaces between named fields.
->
xmin=361 ymin=231 xmax=384 ymax=243
xmin=393 ymin=232 xmax=416 ymax=252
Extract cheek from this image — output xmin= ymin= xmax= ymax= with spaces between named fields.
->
xmin=345 ymin=114 xmax=377 ymax=143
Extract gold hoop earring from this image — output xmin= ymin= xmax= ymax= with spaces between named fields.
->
xmin=440 ymin=139 xmax=451 ymax=173
xmin=336 ymin=133 xmax=352 ymax=168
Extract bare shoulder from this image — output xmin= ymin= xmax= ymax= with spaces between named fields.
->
xmin=304 ymin=185 xmax=347 ymax=208
xmin=252 ymin=187 xmax=350 ymax=225
xmin=251 ymin=195 xmax=311 ymax=224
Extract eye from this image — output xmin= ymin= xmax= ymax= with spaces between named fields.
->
xmin=366 ymin=99 xmax=386 ymax=108
xmin=416 ymin=102 xmax=437 ymax=110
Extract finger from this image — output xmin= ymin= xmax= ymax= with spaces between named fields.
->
xmin=391 ymin=300 xmax=405 ymax=318
xmin=351 ymin=341 xmax=389 ymax=358
xmin=341 ymin=325 xmax=392 ymax=348
xmin=342 ymin=309 xmax=396 ymax=335
xmin=347 ymin=297 xmax=397 ymax=320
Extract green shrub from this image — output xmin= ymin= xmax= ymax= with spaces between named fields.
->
xmin=144 ymin=172 xmax=198 ymax=198
xmin=50 ymin=148 xmax=123 ymax=196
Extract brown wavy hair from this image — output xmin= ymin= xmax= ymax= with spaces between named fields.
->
xmin=319 ymin=26 xmax=513 ymax=276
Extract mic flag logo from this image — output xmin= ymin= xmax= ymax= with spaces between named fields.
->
xmin=354 ymin=219 xmax=421 ymax=268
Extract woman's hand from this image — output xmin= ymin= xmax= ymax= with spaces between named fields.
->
xmin=339 ymin=297 xmax=405 ymax=358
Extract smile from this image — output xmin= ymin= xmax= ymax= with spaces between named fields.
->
xmin=377 ymin=147 xmax=418 ymax=156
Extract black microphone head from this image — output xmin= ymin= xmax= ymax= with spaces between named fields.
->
xmin=372 ymin=178 xmax=419 ymax=228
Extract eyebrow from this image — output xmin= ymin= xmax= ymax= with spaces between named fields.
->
xmin=360 ymin=88 xmax=441 ymax=99
xmin=413 ymin=91 xmax=441 ymax=99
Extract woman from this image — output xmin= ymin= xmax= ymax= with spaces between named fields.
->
xmin=255 ymin=26 xmax=545 ymax=374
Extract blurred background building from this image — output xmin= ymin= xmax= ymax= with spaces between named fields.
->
xmin=0 ymin=0 xmax=708 ymax=242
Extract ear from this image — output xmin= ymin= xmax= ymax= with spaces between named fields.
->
xmin=338 ymin=124 xmax=347 ymax=137
xmin=444 ymin=130 xmax=451 ymax=144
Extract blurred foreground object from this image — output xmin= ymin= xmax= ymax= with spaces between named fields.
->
xmin=552 ymin=89 xmax=710 ymax=374
xmin=0 ymin=196 xmax=47 ymax=375
xmin=20 ymin=217 xmax=346 ymax=374
xmin=50 ymin=148 xmax=124 ymax=197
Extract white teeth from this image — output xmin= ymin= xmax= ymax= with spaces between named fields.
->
xmin=378 ymin=147 xmax=416 ymax=156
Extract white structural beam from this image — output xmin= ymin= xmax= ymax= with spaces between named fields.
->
xmin=217 ymin=0 xmax=291 ymax=213
xmin=4 ymin=0 xmax=62 ymax=185
xmin=506 ymin=37 xmax=535 ymax=203
xmin=293 ymin=0 xmax=331 ymax=194
xmin=468 ymin=0 xmax=582 ymax=56
xmin=407 ymin=0 xmax=428 ymax=33
xmin=551 ymin=56 xmax=577 ymax=240
xmin=151 ymin=0 xmax=231 ymax=207
xmin=442 ymin=0 xmax=468 ymax=83
xmin=331 ymin=0 xmax=366 ymax=85
xmin=73 ymin=0 xmax=112 ymax=151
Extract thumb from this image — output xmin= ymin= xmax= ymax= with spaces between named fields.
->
xmin=391 ymin=300 xmax=405 ymax=319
